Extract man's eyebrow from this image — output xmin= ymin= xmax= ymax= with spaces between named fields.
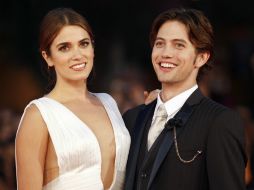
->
xmin=172 ymin=39 xmax=187 ymax=44
xmin=155 ymin=37 xmax=187 ymax=44
xmin=155 ymin=37 xmax=165 ymax=41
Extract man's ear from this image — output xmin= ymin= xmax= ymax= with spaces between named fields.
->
xmin=41 ymin=51 xmax=54 ymax=67
xmin=195 ymin=51 xmax=210 ymax=68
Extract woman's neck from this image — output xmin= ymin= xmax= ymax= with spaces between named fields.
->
xmin=47 ymin=80 xmax=91 ymax=102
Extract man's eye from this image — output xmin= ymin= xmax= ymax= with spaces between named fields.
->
xmin=175 ymin=43 xmax=185 ymax=49
xmin=154 ymin=41 xmax=164 ymax=48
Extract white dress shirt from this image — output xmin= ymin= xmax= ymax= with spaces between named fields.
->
xmin=148 ymin=85 xmax=198 ymax=148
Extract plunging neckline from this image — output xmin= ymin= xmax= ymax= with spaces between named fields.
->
xmin=42 ymin=94 xmax=117 ymax=189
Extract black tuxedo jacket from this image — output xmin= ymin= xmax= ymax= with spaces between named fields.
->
xmin=123 ymin=89 xmax=246 ymax=190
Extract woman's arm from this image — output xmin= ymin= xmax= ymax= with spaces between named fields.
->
xmin=15 ymin=104 xmax=49 ymax=190
xmin=144 ymin=89 xmax=160 ymax=105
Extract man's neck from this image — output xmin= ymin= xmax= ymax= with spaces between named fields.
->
xmin=160 ymin=83 xmax=197 ymax=102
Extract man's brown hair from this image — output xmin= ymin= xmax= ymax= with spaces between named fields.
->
xmin=150 ymin=8 xmax=214 ymax=81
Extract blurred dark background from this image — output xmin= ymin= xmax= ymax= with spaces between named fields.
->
xmin=1 ymin=0 xmax=254 ymax=189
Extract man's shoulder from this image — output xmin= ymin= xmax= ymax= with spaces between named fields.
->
xmin=197 ymin=96 xmax=242 ymax=128
xmin=123 ymin=104 xmax=146 ymax=123
xmin=123 ymin=101 xmax=156 ymax=133
xmin=205 ymin=97 xmax=234 ymax=112
xmin=123 ymin=99 xmax=157 ymax=119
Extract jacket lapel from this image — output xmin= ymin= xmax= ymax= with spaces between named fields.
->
xmin=125 ymin=100 xmax=157 ymax=190
xmin=147 ymin=89 xmax=204 ymax=189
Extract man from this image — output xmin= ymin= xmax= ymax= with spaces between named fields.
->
xmin=123 ymin=8 xmax=246 ymax=190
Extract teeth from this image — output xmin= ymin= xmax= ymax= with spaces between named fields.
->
xmin=71 ymin=63 xmax=86 ymax=69
xmin=160 ymin=62 xmax=175 ymax=68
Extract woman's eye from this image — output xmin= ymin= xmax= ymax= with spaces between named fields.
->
xmin=80 ymin=41 xmax=90 ymax=48
xmin=59 ymin=45 xmax=69 ymax=52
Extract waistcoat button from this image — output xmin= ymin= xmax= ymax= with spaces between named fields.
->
xmin=141 ymin=173 xmax=147 ymax=178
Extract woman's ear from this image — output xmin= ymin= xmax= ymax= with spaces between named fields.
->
xmin=41 ymin=51 xmax=54 ymax=67
xmin=195 ymin=51 xmax=210 ymax=68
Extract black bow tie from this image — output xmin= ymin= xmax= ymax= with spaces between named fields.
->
xmin=165 ymin=118 xmax=183 ymax=130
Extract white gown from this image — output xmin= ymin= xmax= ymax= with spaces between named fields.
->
xmin=17 ymin=93 xmax=130 ymax=190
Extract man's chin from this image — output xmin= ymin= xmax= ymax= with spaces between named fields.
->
xmin=157 ymin=77 xmax=172 ymax=83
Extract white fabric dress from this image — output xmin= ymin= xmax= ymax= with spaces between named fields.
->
xmin=17 ymin=93 xmax=130 ymax=190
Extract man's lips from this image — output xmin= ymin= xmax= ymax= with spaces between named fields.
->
xmin=160 ymin=62 xmax=176 ymax=68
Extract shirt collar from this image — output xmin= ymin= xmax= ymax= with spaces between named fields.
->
xmin=154 ymin=85 xmax=198 ymax=119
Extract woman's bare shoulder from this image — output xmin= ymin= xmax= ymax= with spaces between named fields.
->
xmin=16 ymin=103 xmax=48 ymax=142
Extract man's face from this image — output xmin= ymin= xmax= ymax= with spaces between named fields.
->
xmin=151 ymin=20 xmax=206 ymax=89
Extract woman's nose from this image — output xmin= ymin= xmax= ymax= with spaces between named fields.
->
xmin=72 ymin=47 xmax=83 ymax=60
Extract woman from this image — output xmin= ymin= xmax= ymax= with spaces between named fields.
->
xmin=15 ymin=8 xmax=130 ymax=190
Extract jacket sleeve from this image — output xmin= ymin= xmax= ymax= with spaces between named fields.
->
xmin=206 ymin=109 xmax=247 ymax=190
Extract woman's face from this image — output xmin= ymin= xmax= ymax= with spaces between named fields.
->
xmin=42 ymin=25 xmax=94 ymax=84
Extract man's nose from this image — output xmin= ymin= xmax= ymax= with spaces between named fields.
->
xmin=161 ymin=45 xmax=174 ymax=58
